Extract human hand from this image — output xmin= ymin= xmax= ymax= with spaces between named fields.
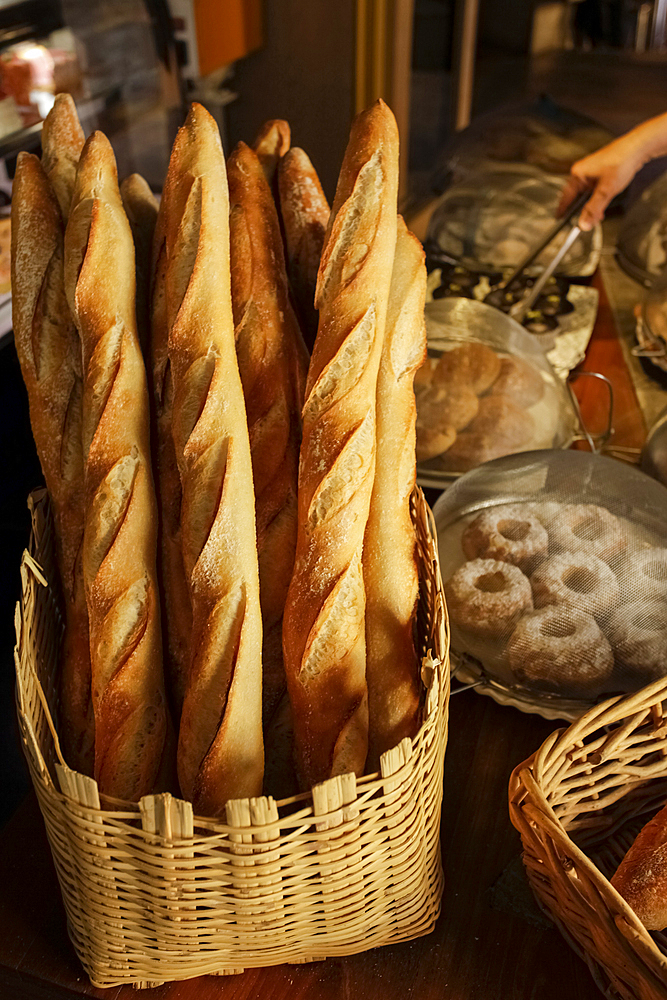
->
xmin=558 ymin=141 xmax=645 ymax=230
xmin=558 ymin=115 xmax=667 ymax=230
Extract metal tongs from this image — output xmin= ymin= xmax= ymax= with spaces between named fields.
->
xmin=491 ymin=187 xmax=591 ymax=322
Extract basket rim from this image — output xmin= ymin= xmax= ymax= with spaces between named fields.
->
xmin=509 ymin=677 xmax=667 ymax=983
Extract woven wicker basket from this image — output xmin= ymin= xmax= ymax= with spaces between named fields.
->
xmin=14 ymin=487 xmax=449 ymax=989
xmin=510 ymin=681 xmax=667 ymax=1000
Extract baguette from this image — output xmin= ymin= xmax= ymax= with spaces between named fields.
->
xmin=161 ymin=104 xmax=263 ymax=814
xmin=282 ymin=100 xmax=399 ymax=788
xmin=149 ymin=183 xmax=192 ymax=718
xmin=227 ymin=141 xmax=308 ymax=726
xmin=40 ymin=92 xmax=85 ymax=220
xmin=612 ymin=801 xmax=667 ymax=930
xmin=252 ymin=118 xmax=291 ymax=184
xmin=120 ymin=173 xmax=158 ymax=358
xmin=277 ymin=147 xmax=330 ymax=351
xmin=11 ymin=149 xmax=93 ymax=775
xmin=64 ymin=131 xmax=167 ymax=800
xmin=364 ymin=216 xmax=426 ymax=770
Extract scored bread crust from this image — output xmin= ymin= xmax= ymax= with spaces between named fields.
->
xmin=364 ymin=217 xmax=426 ymax=771
xmin=612 ymin=801 xmax=667 ymax=930
xmin=41 ymin=92 xmax=85 ymax=221
xmin=252 ymin=118 xmax=291 ymax=184
xmin=227 ymin=141 xmax=309 ymax=727
xmin=277 ymin=147 xmax=330 ymax=351
xmin=162 ymin=104 xmax=263 ymax=815
xmin=282 ymin=99 xmax=399 ymax=788
xmin=64 ymin=130 xmax=167 ymax=801
xmin=120 ymin=173 xmax=158 ymax=359
xmin=11 ymin=149 xmax=94 ymax=775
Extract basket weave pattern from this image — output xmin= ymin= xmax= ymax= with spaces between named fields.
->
xmin=510 ymin=682 xmax=667 ymax=1000
xmin=14 ymin=488 xmax=449 ymax=989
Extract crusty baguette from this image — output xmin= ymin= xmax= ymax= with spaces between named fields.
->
xmin=120 ymin=173 xmax=158 ymax=358
xmin=364 ymin=216 xmax=426 ymax=770
xmin=40 ymin=92 xmax=85 ymax=220
xmin=277 ymin=147 xmax=330 ymax=352
xmin=282 ymin=99 xmax=400 ymax=788
xmin=149 ymin=184 xmax=192 ymax=719
xmin=161 ymin=104 xmax=263 ymax=815
xmin=11 ymin=150 xmax=93 ymax=775
xmin=612 ymin=801 xmax=667 ymax=929
xmin=227 ymin=141 xmax=308 ymax=726
xmin=64 ymin=130 xmax=167 ymax=800
xmin=252 ymin=118 xmax=291 ymax=184
xmin=37 ymin=92 xmax=93 ymax=773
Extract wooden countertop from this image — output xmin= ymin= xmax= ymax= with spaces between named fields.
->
xmin=0 ymin=274 xmax=655 ymax=1000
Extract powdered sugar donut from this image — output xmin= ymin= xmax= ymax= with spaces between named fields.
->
xmin=445 ymin=558 xmax=533 ymax=639
xmin=462 ymin=504 xmax=548 ymax=572
xmin=531 ymin=552 xmax=620 ymax=619
xmin=607 ymin=599 xmax=667 ymax=682
xmin=549 ymin=503 xmax=627 ymax=564
xmin=508 ymin=606 xmax=613 ymax=696
xmin=623 ymin=547 xmax=667 ymax=602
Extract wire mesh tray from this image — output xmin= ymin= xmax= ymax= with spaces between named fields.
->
xmin=433 ymin=450 xmax=667 ymax=721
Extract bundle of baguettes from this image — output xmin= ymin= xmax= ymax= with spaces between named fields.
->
xmin=158 ymin=103 xmax=264 ymax=816
xmin=13 ymin=94 xmax=427 ymax=810
xmin=11 ymin=94 xmax=93 ymax=775
xmin=62 ymin=129 xmax=168 ymax=801
xmin=282 ymin=99 xmax=401 ymax=788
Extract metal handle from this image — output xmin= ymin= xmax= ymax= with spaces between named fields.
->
xmin=511 ymin=225 xmax=582 ymax=323
xmin=497 ymin=186 xmax=591 ymax=291
xmin=566 ymin=370 xmax=614 ymax=452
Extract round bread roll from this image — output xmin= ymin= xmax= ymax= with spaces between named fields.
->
xmin=414 ymin=355 xmax=437 ymax=390
xmin=416 ymin=423 xmax=457 ymax=462
xmin=488 ymin=355 xmax=545 ymax=407
xmin=433 ymin=342 xmax=501 ymax=394
xmin=508 ymin=606 xmax=613 ymax=696
xmin=467 ymin=394 xmax=535 ymax=446
xmin=415 ymin=381 xmax=479 ymax=432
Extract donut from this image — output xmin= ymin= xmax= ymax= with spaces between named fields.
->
xmin=461 ymin=504 xmax=548 ymax=572
xmin=531 ymin=552 xmax=620 ymax=619
xmin=508 ymin=606 xmax=614 ymax=696
xmin=527 ymin=501 xmax=565 ymax=534
xmin=432 ymin=342 xmax=501 ymax=395
xmin=623 ymin=547 xmax=667 ymax=602
xmin=607 ymin=599 xmax=667 ymax=682
xmin=487 ymin=356 xmax=545 ymax=408
xmin=415 ymin=381 xmax=479 ymax=432
xmin=416 ymin=423 xmax=457 ymax=462
xmin=549 ymin=503 xmax=627 ymax=564
xmin=445 ymin=558 xmax=533 ymax=639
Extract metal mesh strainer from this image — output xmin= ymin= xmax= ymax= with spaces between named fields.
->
xmin=433 ymin=450 xmax=667 ymax=719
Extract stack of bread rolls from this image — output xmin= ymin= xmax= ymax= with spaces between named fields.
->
xmin=12 ymin=93 xmax=426 ymax=812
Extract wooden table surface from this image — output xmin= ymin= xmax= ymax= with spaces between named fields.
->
xmin=0 ymin=274 xmax=655 ymax=1000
